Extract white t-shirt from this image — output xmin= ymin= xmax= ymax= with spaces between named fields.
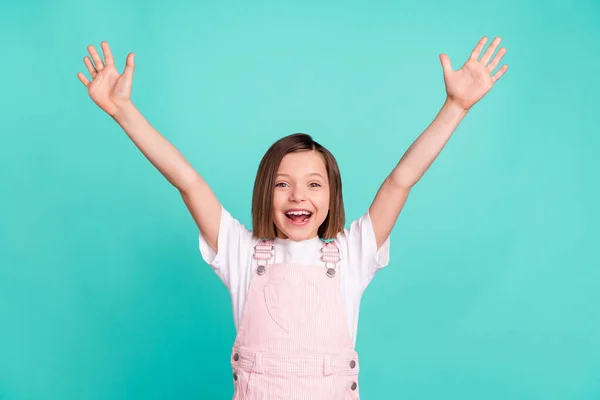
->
xmin=198 ymin=205 xmax=391 ymax=345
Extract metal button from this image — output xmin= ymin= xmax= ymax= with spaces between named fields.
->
xmin=233 ymin=353 xmax=239 ymax=361
xmin=349 ymin=360 xmax=356 ymax=369
xmin=257 ymin=265 xmax=266 ymax=275
xmin=351 ymin=382 xmax=357 ymax=391
xmin=233 ymin=372 xmax=238 ymax=381
xmin=326 ymin=268 xmax=336 ymax=278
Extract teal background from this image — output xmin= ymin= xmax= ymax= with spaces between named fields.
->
xmin=1 ymin=0 xmax=599 ymax=398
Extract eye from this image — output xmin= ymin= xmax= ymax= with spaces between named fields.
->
xmin=275 ymin=182 xmax=289 ymax=188
xmin=309 ymin=182 xmax=322 ymax=187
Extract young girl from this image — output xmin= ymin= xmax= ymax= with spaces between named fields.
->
xmin=77 ymin=37 xmax=507 ymax=399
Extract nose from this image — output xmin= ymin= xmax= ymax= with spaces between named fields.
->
xmin=289 ymin=185 xmax=307 ymax=202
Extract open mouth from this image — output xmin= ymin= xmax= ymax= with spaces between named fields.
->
xmin=285 ymin=210 xmax=313 ymax=226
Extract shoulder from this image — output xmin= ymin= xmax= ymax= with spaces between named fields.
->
xmin=335 ymin=210 xmax=391 ymax=285
xmin=198 ymin=205 xmax=257 ymax=274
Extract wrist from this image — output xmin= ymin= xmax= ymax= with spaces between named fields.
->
xmin=112 ymin=101 xmax=137 ymax=123
xmin=444 ymin=96 xmax=470 ymax=115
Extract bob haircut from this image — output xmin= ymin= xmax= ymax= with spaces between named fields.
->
xmin=251 ymin=133 xmax=345 ymax=240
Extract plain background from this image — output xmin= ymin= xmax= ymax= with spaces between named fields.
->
xmin=1 ymin=0 xmax=599 ymax=398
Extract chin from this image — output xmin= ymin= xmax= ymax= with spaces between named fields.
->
xmin=275 ymin=214 xmax=322 ymax=240
xmin=277 ymin=227 xmax=317 ymax=241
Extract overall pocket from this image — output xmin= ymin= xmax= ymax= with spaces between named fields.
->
xmin=232 ymin=368 xmax=253 ymax=399
xmin=345 ymin=382 xmax=360 ymax=400
xmin=263 ymin=278 xmax=321 ymax=332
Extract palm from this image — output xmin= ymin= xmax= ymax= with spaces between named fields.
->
xmin=440 ymin=37 xmax=508 ymax=111
xmin=88 ymin=65 xmax=130 ymax=114
xmin=77 ymin=42 xmax=135 ymax=117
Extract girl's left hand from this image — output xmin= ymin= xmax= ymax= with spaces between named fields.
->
xmin=440 ymin=37 xmax=508 ymax=111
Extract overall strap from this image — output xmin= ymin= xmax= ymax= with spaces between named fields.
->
xmin=253 ymin=239 xmax=274 ymax=275
xmin=320 ymin=240 xmax=340 ymax=278
xmin=252 ymin=238 xmax=340 ymax=277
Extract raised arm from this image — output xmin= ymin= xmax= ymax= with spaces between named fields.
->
xmin=369 ymin=36 xmax=508 ymax=249
xmin=77 ymin=42 xmax=221 ymax=252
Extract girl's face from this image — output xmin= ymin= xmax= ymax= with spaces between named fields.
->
xmin=272 ymin=151 xmax=330 ymax=241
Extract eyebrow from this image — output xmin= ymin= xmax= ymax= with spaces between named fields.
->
xmin=276 ymin=173 xmax=326 ymax=179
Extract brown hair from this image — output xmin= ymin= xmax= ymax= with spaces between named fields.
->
xmin=252 ymin=133 xmax=345 ymax=240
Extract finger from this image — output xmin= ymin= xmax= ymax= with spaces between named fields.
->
xmin=77 ymin=72 xmax=91 ymax=88
xmin=101 ymin=41 xmax=115 ymax=67
xmin=480 ymin=37 xmax=502 ymax=65
xmin=491 ymin=64 xmax=508 ymax=83
xmin=83 ymin=56 xmax=97 ymax=78
xmin=87 ymin=44 xmax=105 ymax=71
xmin=469 ymin=37 xmax=488 ymax=61
xmin=487 ymin=47 xmax=507 ymax=72
xmin=439 ymin=54 xmax=453 ymax=75
xmin=121 ymin=53 xmax=135 ymax=92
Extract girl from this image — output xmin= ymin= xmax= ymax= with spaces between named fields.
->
xmin=77 ymin=37 xmax=508 ymax=399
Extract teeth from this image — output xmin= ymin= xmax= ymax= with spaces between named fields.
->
xmin=286 ymin=210 xmax=311 ymax=216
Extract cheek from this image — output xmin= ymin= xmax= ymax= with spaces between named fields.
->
xmin=272 ymin=192 xmax=285 ymax=214
xmin=316 ymin=192 xmax=330 ymax=211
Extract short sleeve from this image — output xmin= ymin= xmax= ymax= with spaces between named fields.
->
xmin=198 ymin=205 xmax=254 ymax=288
xmin=339 ymin=210 xmax=391 ymax=289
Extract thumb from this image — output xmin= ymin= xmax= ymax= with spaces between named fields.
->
xmin=122 ymin=52 xmax=135 ymax=91
xmin=439 ymin=54 xmax=453 ymax=75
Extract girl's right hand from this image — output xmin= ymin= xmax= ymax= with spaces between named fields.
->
xmin=77 ymin=41 xmax=135 ymax=117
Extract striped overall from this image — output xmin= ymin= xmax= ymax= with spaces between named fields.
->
xmin=230 ymin=239 xmax=360 ymax=400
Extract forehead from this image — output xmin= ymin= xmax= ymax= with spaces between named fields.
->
xmin=277 ymin=151 xmax=327 ymax=177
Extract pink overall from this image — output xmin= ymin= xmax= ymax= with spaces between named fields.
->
xmin=230 ymin=239 xmax=361 ymax=400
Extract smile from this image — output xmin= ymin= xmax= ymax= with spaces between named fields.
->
xmin=285 ymin=209 xmax=313 ymax=226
